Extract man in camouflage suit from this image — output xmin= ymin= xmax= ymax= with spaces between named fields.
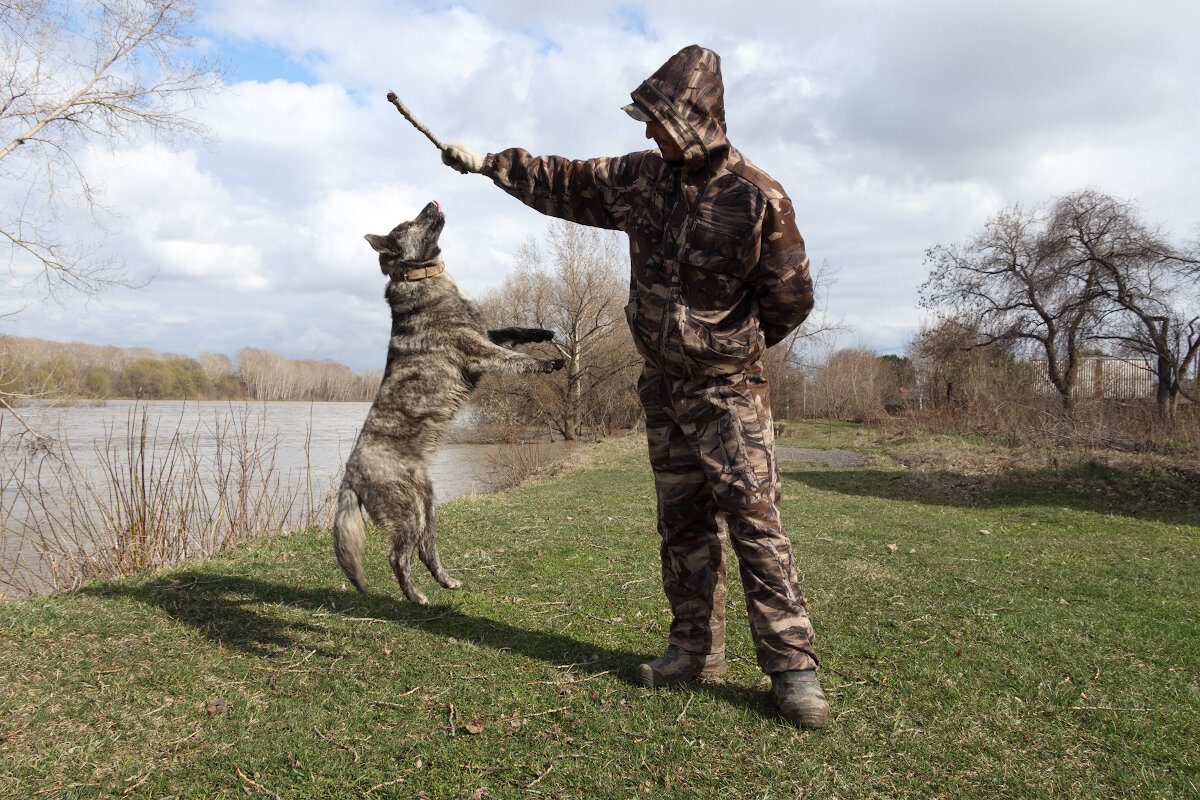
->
xmin=441 ymin=44 xmax=829 ymax=729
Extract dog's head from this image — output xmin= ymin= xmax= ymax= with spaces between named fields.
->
xmin=364 ymin=201 xmax=445 ymax=280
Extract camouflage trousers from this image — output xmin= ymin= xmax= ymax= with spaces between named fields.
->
xmin=639 ymin=363 xmax=819 ymax=674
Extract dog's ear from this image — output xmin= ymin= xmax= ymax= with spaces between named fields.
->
xmin=364 ymin=233 xmax=398 ymax=255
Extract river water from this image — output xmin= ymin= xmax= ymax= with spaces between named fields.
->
xmin=0 ymin=400 xmax=575 ymax=597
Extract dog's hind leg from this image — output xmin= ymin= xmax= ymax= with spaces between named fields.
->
xmin=417 ymin=492 xmax=460 ymax=591
xmin=388 ymin=536 xmax=429 ymax=607
xmin=371 ymin=482 xmax=432 ymax=605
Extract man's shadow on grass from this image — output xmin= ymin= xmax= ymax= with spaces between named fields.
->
xmin=85 ymin=571 xmax=778 ymax=720
xmin=781 ymin=460 xmax=1200 ymax=525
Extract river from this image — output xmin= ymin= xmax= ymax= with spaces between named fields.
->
xmin=0 ymin=400 xmax=575 ymax=597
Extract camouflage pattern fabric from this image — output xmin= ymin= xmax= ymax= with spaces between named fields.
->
xmin=479 ymin=44 xmax=820 ymax=674
xmin=640 ymin=362 xmax=818 ymax=674
xmin=482 ymin=44 xmax=814 ymax=377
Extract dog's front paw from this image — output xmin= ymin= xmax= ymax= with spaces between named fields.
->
xmin=531 ymin=328 xmax=556 ymax=343
xmin=541 ymin=358 xmax=566 ymax=373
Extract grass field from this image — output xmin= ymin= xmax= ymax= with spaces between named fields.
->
xmin=2 ymin=429 xmax=1198 ymax=798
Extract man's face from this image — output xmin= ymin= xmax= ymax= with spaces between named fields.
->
xmin=645 ymin=119 xmax=684 ymax=163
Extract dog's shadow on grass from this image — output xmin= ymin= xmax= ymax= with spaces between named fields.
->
xmin=87 ymin=571 xmax=777 ymax=720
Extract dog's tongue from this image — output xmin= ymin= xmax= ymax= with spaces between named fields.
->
xmin=433 ymin=200 xmax=441 ymax=212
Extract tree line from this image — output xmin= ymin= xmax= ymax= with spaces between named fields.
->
xmin=0 ymin=336 xmax=381 ymax=403
xmin=921 ymin=189 xmax=1200 ymax=420
xmin=3 ymin=3 xmax=1193 ymax=456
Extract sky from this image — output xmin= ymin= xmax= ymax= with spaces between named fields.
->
xmin=5 ymin=0 xmax=1199 ymax=371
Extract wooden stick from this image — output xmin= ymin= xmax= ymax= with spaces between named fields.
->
xmin=1070 ymin=706 xmax=1153 ymax=713
xmin=312 ymin=726 xmax=360 ymax=762
xmin=674 ymin=692 xmax=695 ymax=724
xmin=386 ymin=92 xmax=446 ymax=151
xmin=496 ymin=705 xmax=570 ymax=725
xmin=527 ymin=764 xmax=555 ymax=789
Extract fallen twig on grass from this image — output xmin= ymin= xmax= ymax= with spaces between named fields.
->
xmin=527 ymin=670 xmax=612 ymax=686
xmin=527 ymin=764 xmax=555 ymax=789
xmin=366 ymin=777 xmax=407 ymax=795
xmin=953 ymin=576 xmax=1003 ymax=592
xmin=1070 ymin=706 xmax=1153 ymax=713
xmin=904 ymin=635 xmax=938 ymax=647
xmin=312 ymin=726 xmax=360 ymax=762
xmin=1 ymin=723 xmax=27 ymax=742
xmin=121 ymin=772 xmax=150 ymax=796
xmin=674 ymin=692 xmax=695 ymax=724
xmin=497 ymin=705 xmax=570 ymax=725
xmin=238 ymin=768 xmax=281 ymax=799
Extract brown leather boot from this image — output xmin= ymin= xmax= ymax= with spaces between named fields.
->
xmin=770 ymin=670 xmax=830 ymax=729
xmin=636 ymin=645 xmax=728 ymax=687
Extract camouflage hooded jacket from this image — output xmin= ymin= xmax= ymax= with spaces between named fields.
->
xmin=481 ymin=45 xmax=814 ymax=377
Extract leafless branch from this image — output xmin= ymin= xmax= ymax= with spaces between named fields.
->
xmin=1 ymin=0 xmax=223 ymax=301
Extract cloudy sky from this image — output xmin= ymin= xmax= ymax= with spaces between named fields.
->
xmin=6 ymin=0 xmax=1199 ymax=371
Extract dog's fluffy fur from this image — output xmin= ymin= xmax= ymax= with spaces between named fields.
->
xmin=332 ymin=202 xmax=563 ymax=604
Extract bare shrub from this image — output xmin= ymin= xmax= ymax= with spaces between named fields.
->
xmin=0 ymin=404 xmax=338 ymax=597
xmin=483 ymin=438 xmax=557 ymax=492
xmin=898 ymin=316 xmax=1200 ymax=454
xmin=905 ymin=318 xmax=1036 ymax=434
xmin=805 ymin=348 xmax=896 ymax=423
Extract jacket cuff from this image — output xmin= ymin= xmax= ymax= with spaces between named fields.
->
xmin=763 ymin=325 xmax=791 ymax=349
xmin=481 ymin=152 xmax=500 ymax=178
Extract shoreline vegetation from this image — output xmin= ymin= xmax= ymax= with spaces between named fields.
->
xmin=0 ymin=427 xmax=1196 ymax=797
xmin=0 ymin=403 xmax=342 ymax=598
xmin=0 ymin=399 xmax=575 ymax=599
xmin=1 ymin=334 xmax=383 ymax=403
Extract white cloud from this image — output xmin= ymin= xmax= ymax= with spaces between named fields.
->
xmin=151 ymin=240 xmax=267 ymax=290
xmin=6 ymin=0 xmax=1198 ymax=368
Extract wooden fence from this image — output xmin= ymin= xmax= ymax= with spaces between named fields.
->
xmin=1033 ymin=357 xmax=1157 ymax=399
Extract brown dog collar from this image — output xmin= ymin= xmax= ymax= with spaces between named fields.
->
xmin=400 ymin=261 xmax=445 ymax=281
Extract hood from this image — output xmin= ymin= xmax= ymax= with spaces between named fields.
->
xmin=630 ymin=44 xmax=729 ymax=171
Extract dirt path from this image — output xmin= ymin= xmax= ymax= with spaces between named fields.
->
xmin=775 ymin=446 xmax=866 ymax=470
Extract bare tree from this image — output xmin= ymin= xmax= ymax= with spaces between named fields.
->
xmin=479 ymin=220 xmax=640 ymax=440
xmin=921 ymin=202 xmax=1105 ymax=414
xmin=907 ymin=315 xmax=1030 ymax=413
xmin=807 ymin=347 xmax=893 ymax=422
xmin=1049 ymin=190 xmax=1200 ymax=419
xmin=1 ymin=0 xmax=221 ymax=300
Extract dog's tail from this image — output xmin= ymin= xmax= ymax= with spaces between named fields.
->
xmin=332 ymin=483 xmax=369 ymax=593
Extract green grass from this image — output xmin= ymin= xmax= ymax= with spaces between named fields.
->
xmin=777 ymin=419 xmax=872 ymax=450
xmin=2 ymin=434 xmax=1198 ymax=799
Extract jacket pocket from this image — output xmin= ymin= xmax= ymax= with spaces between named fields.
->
xmin=685 ymin=220 xmax=747 ymax=273
xmin=681 ymin=219 xmax=753 ymax=310
xmin=674 ymin=304 xmax=765 ymax=376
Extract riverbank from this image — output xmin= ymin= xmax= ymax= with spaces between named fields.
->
xmin=1 ymin=431 xmax=1197 ymax=798
xmin=1 ymin=400 xmax=580 ymax=597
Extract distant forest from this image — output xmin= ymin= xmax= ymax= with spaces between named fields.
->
xmin=0 ymin=335 xmax=382 ymax=402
